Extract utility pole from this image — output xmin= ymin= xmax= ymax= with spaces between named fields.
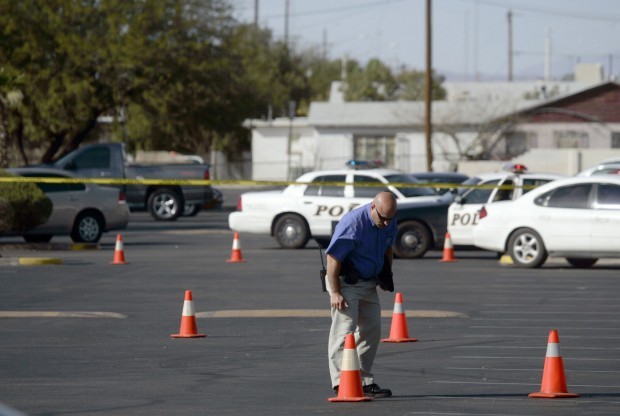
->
xmin=424 ymin=0 xmax=433 ymax=171
xmin=254 ymin=0 xmax=259 ymax=27
xmin=544 ymin=28 xmax=551 ymax=82
xmin=507 ymin=9 xmax=513 ymax=81
xmin=284 ymin=0 xmax=290 ymax=49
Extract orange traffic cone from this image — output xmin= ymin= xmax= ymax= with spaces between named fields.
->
xmin=171 ymin=290 xmax=206 ymax=338
xmin=381 ymin=292 xmax=417 ymax=343
xmin=529 ymin=329 xmax=579 ymax=398
xmin=111 ymin=234 xmax=127 ymax=265
xmin=227 ymin=232 xmax=246 ymax=263
xmin=328 ymin=333 xmax=372 ymax=402
xmin=440 ymin=232 xmax=457 ymax=262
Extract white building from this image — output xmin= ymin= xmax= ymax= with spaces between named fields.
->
xmin=246 ymin=75 xmax=620 ymax=180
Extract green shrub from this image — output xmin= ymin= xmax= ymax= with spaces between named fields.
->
xmin=0 ymin=170 xmax=53 ymax=232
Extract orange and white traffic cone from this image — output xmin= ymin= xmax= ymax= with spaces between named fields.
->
xmin=328 ymin=333 xmax=372 ymax=402
xmin=381 ymin=292 xmax=417 ymax=343
xmin=111 ymin=234 xmax=127 ymax=265
xmin=439 ymin=232 xmax=457 ymax=262
xmin=171 ymin=290 xmax=206 ymax=338
xmin=529 ymin=329 xmax=579 ymax=398
xmin=227 ymin=232 xmax=246 ymax=263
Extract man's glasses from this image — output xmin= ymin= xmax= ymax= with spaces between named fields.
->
xmin=374 ymin=206 xmax=394 ymax=223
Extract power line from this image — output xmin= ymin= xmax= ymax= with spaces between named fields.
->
xmin=453 ymin=0 xmax=620 ymax=23
xmin=259 ymin=0 xmax=411 ymax=19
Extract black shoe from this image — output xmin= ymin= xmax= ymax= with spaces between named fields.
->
xmin=363 ymin=383 xmax=392 ymax=398
xmin=333 ymin=385 xmax=339 ymax=394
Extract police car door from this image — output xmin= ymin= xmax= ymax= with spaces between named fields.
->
xmin=448 ymin=178 xmax=512 ymax=245
xmin=300 ymin=174 xmax=352 ymax=238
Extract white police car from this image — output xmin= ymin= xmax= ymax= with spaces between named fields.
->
xmin=228 ymin=167 xmax=440 ymax=249
xmin=447 ymin=164 xmax=565 ymax=246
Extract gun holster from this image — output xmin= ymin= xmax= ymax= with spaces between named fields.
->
xmin=377 ymin=255 xmax=394 ymax=292
xmin=340 ymin=258 xmax=361 ymax=285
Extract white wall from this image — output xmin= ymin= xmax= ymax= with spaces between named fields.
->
xmin=251 ymin=129 xmax=289 ymax=180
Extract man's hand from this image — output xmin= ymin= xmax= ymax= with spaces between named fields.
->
xmin=330 ymin=292 xmax=348 ymax=310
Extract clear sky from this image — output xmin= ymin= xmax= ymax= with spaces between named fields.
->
xmin=230 ymin=0 xmax=620 ymax=82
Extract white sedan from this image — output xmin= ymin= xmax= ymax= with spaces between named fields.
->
xmin=447 ymin=168 xmax=564 ymax=246
xmin=228 ymin=168 xmax=440 ymax=249
xmin=472 ymin=175 xmax=620 ymax=268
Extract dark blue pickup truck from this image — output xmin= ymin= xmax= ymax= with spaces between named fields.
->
xmin=42 ymin=142 xmax=214 ymax=221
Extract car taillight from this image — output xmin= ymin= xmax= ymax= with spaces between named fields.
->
xmin=478 ymin=206 xmax=487 ymax=219
xmin=236 ymin=196 xmax=242 ymax=211
xmin=204 ymin=170 xmax=210 ymax=180
xmin=119 ymin=190 xmax=126 ymax=203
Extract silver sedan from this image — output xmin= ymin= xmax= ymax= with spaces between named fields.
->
xmin=5 ymin=167 xmax=130 ymax=243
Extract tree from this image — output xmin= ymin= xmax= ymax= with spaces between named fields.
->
xmin=0 ymin=68 xmax=24 ymax=167
xmin=341 ymin=59 xmax=446 ymax=102
xmin=0 ymin=0 xmax=247 ymax=164
xmin=395 ymin=67 xmax=446 ymax=101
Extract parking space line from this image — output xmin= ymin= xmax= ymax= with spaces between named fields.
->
xmin=432 ymin=380 xmax=620 ymax=389
xmin=196 ymin=309 xmax=467 ymax=318
xmin=0 ymin=311 xmax=127 ymax=318
xmin=472 ymin=318 xmax=619 ymax=323
xmin=478 ymin=311 xmax=620 ymax=315
xmin=456 ymin=345 xmax=620 ymax=351
xmin=452 ymin=355 xmax=620 ymax=361
xmin=465 ymin=334 xmax=620 ymax=339
xmin=469 ymin=325 xmax=620 ymax=330
xmin=447 ymin=367 xmax=620 ymax=374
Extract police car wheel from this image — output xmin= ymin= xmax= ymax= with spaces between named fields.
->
xmin=565 ymin=257 xmax=598 ymax=268
xmin=393 ymin=221 xmax=431 ymax=259
xmin=274 ymin=214 xmax=309 ymax=249
xmin=507 ymin=228 xmax=548 ymax=268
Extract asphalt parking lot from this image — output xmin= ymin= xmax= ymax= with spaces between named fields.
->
xmin=1 ymin=187 xmax=620 ymax=416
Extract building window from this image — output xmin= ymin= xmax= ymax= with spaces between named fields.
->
xmin=553 ymin=130 xmax=588 ymax=148
xmin=353 ymin=136 xmax=395 ymax=168
xmin=612 ymin=132 xmax=620 ymax=149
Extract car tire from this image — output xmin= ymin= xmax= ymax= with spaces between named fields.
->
xmin=507 ymin=228 xmax=548 ymax=268
xmin=182 ymin=203 xmax=201 ymax=217
xmin=274 ymin=214 xmax=309 ymax=249
xmin=148 ymin=188 xmax=182 ymax=221
xmin=70 ymin=211 xmax=104 ymax=243
xmin=23 ymin=234 xmax=53 ymax=243
xmin=566 ymin=257 xmax=598 ymax=268
xmin=393 ymin=221 xmax=431 ymax=259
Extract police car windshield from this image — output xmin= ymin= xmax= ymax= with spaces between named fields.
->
xmin=458 ymin=177 xmax=482 ymax=195
xmin=384 ymin=174 xmax=439 ymax=197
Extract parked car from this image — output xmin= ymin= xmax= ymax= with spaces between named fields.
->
xmin=392 ymin=165 xmax=564 ymax=259
xmin=28 ymin=142 xmax=214 ymax=221
xmin=393 ymin=192 xmax=454 ymax=258
xmin=228 ymin=168 xmax=440 ymax=249
xmin=410 ymin=172 xmax=469 ymax=194
xmin=577 ymin=163 xmax=620 ymax=177
xmin=447 ymin=165 xmax=565 ymax=246
xmin=473 ymin=175 xmax=620 ymax=268
xmin=4 ymin=168 xmax=130 ymax=243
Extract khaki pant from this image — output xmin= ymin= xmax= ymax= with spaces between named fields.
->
xmin=327 ymin=277 xmax=381 ymax=388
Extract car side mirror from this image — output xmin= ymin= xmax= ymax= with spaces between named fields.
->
xmin=453 ymin=194 xmax=464 ymax=204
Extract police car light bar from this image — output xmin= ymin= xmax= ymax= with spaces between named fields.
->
xmin=502 ymin=163 xmax=527 ymax=174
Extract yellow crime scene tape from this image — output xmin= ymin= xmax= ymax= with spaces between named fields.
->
xmin=0 ymin=176 xmax=536 ymax=191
